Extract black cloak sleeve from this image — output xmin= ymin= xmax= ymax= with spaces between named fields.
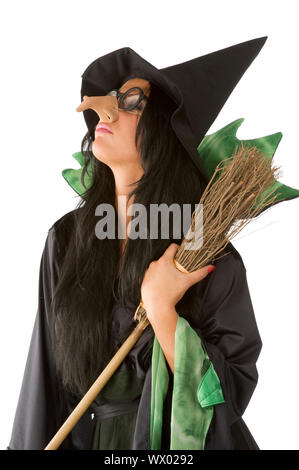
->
xmin=7 ymin=225 xmax=94 ymax=450
xmin=196 ymin=247 xmax=263 ymax=449
xmin=147 ymin=244 xmax=262 ymax=450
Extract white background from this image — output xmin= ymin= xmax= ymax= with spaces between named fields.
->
xmin=1 ymin=0 xmax=298 ymax=451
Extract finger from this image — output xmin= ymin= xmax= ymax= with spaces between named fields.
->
xmin=163 ymin=243 xmax=180 ymax=261
xmin=187 ymin=265 xmax=215 ymax=285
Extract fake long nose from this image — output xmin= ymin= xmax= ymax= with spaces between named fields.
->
xmin=76 ymin=95 xmax=119 ymax=123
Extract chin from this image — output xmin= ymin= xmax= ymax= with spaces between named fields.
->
xmin=93 ymin=154 xmax=110 ymax=165
xmin=92 ymin=142 xmax=108 ymax=159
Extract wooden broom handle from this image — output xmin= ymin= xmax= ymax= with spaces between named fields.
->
xmin=44 ymin=315 xmax=149 ymax=450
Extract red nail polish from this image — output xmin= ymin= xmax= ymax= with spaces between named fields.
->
xmin=208 ymin=265 xmax=215 ymax=274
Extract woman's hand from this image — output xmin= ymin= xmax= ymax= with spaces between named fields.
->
xmin=140 ymin=243 xmax=215 ymax=320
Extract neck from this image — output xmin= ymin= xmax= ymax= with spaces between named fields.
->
xmin=113 ymin=163 xmax=143 ymax=201
xmin=112 ymin=164 xmax=143 ymax=253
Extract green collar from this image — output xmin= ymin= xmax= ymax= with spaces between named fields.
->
xmin=62 ymin=118 xmax=299 ymax=207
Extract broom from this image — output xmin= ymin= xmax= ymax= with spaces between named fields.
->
xmin=44 ymin=142 xmax=280 ymax=450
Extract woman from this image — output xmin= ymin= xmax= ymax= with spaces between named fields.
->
xmin=8 ymin=42 xmax=266 ymax=450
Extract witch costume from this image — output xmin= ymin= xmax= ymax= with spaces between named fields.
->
xmin=7 ymin=37 xmax=299 ymax=450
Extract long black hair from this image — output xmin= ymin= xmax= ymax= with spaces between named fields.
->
xmin=50 ymin=80 xmax=208 ymax=399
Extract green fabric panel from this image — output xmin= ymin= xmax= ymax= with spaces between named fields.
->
xmin=170 ymin=315 xmax=222 ymax=450
xmin=150 ymin=315 xmax=225 ymax=450
xmin=91 ymin=410 xmax=138 ymax=450
xmin=90 ymin=369 xmax=145 ymax=449
xmin=150 ymin=334 xmax=169 ymax=450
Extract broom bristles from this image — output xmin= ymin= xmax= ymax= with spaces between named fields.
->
xmin=175 ymin=142 xmax=281 ymax=272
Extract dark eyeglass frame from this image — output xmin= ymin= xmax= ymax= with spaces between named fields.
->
xmin=106 ymin=86 xmax=148 ymax=111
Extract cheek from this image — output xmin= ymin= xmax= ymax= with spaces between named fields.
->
xmin=117 ymin=113 xmax=139 ymax=148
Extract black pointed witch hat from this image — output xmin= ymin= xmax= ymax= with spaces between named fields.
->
xmin=80 ymin=36 xmax=268 ymax=182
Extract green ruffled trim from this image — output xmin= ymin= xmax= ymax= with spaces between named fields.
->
xmin=62 ymin=118 xmax=299 ymax=208
xmin=197 ymin=362 xmax=225 ymax=408
xmin=150 ymin=315 xmax=225 ymax=450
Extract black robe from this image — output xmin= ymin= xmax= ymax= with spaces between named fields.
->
xmin=7 ymin=210 xmax=262 ymax=450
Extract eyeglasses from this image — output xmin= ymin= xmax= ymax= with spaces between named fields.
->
xmin=106 ymin=87 xmax=148 ymax=113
